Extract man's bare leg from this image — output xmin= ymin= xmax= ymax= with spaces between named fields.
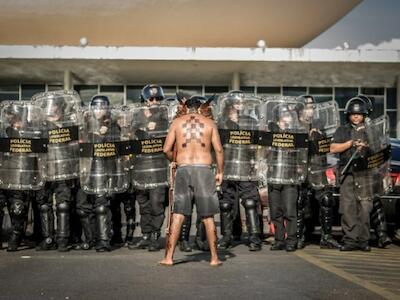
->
xmin=202 ymin=217 xmax=223 ymax=266
xmin=159 ymin=213 xmax=185 ymax=266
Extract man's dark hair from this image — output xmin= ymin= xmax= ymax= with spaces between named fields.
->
xmin=185 ymin=96 xmax=203 ymax=110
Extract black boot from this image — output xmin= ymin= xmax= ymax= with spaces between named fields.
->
xmin=217 ymin=202 xmax=233 ymax=250
xmin=371 ymin=197 xmax=391 ymax=248
xmin=36 ymin=204 xmax=57 ymax=251
xmin=319 ymin=206 xmax=340 ymax=249
xmin=7 ymin=231 xmax=22 ymax=252
xmin=77 ymin=211 xmax=95 ymax=250
xmin=110 ymin=199 xmax=124 ymax=246
xmin=95 ymin=205 xmax=111 ymax=252
xmin=128 ymin=233 xmax=151 ymax=250
xmin=178 ymin=215 xmax=192 ymax=252
xmin=244 ymin=199 xmax=262 ymax=252
xmin=56 ymin=202 xmax=70 ymax=252
xmin=125 ymin=218 xmax=135 ymax=244
xmin=148 ymin=231 xmax=161 ymax=252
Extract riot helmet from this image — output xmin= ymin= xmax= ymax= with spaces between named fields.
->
xmin=141 ymin=84 xmax=165 ymax=103
xmin=344 ymin=97 xmax=368 ymax=116
xmin=90 ymin=95 xmax=110 ymax=119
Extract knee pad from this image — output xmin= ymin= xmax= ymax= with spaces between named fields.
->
xmin=320 ymin=192 xmax=334 ymax=208
xmin=10 ymin=200 xmax=25 ymax=217
xmin=243 ymin=199 xmax=257 ymax=210
xmin=57 ymin=202 xmax=70 ymax=213
xmin=40 ymin=203 xmax=51 ymax=213
xmin=76 ymin=208 xmax=88 ymax=218
xmin=95 ymin=205 xmax=107 ymax=216
xmin=220 ymin=201 xmax=233 ymax=213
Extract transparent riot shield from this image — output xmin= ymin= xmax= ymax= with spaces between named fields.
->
xmin=79 ymin=106 xmax=129 ymax=195
xmin=352 ymin=116 xmax=391 ymax=200
xmin=263 ymin=97 xmax=308 ymax=185
xmin=307 ymin=100 xmax=340 ymax=189
xmin=32 ymin=90 xmax=81 ymax=181
xmin=0 ymin=101 xmax=47 ymax=190
xmin=217 ymin=92 xmax=264 ymax=181
xmin=130 ymin=104 xmax=169 ymax=189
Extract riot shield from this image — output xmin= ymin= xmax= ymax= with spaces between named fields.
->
xmin=0 ymin=101 xmax=47 ymax=190
xmin=351 ymin=116 xmax=391 ymax=200
xmin=307 ymin=100 xmax=340 ymax=189
xmin=263 ymin=97 xmax=308 ymax=185
xmin=130 ymin=104 xmax=169 ymax=190
xmin=217 ymin=92 xmax=264 ymax=181
xmin=32 ymin=90 xmax=81 ymax=181
xmin=79 ymin=106 xmax=129 ymax=195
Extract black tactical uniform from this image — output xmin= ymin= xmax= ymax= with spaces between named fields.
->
xmin=217 ymin=92 xmax=262 ymax=252
xmin=332 ymin=97 xmax=373 ymax=251
xmin=296 ymin=95 xmax=340 ymax=249
xmin=129 ymin=85 xmax=168 ymax=252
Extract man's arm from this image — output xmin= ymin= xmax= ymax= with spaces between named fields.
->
xmin=163 ymin=121 xmax=176 ymax=162
xmin=211 ymin=123 xmax=224 ymax=185
xmin=330 ymin=140 xmax=352 ymax=154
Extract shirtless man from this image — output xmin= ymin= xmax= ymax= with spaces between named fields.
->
xmin=159 ymin=97 xmax=224 ymax=267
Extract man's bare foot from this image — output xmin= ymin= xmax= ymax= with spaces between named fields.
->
xmin=210 ymin=260 xmax=223 ymax=267
xmin=158 ymin=259 xmax=174 ymax=266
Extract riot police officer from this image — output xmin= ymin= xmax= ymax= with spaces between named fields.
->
xmin=34 ymin=91 xmax=81 ymax=251
xmin=77 ymin=95 xmax=128 ymax=252
xmin=266 ymin=101 xmax=307 ymax=252
xmin=0 ymin=102 xmax=47 ymax=251
xmin=296 ymin=95 xmax=340 ymax=249
xmin=357 ymin=94 xmax=391 ymax=248
xmin=217 ymin=91 xmax=263 ymax=252
xmin=129 ymin=84 xmax=169 ymax=252
xmin=331 ymin=97 xmax=380 ymax=251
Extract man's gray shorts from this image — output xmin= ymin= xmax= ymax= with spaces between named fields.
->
xmin=173 ymin=165 xmax=219 ymax=217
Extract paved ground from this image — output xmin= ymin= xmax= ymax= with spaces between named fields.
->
xmin=0 ymin=240 xmax=399 ymax=300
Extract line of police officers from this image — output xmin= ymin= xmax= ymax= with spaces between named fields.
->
xmin=0 ymin=85 xmax=392 ymax=253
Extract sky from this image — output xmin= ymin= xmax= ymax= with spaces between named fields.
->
xmin=305 ymin=0 xmax=400 ymax=49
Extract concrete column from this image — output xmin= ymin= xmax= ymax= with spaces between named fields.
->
xmin=397 ymin=75 xmax=400 ymax=138
xmin=63 ymin=70 xmax=72 ymax=90
xmin=231 ymin=72 xmax=240 ymax=90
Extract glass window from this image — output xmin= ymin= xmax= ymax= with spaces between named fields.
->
xmin=240 ymin=86 xmax=255 ymax=95
xmin=387 ymin=88 xmax=397 ymax=110
xmin=0 ymin=93 xmax=19 ymax=101
xmin=0 ymin=85 xmax=19 ymax=92
xmin=0 ymin=84 xmax=20 ymax=102
xmin=361 ymin=87 xmax=384 ymax=95
xmin=334 ymin=87 xmax=358 ymax=109
xmin=204 ymin=86 xmax=229 ymax=98
xmin=162 ymin=85 xmax=178 ymax=98
xmin=309 ymin=87 xmax=333 ymax=95
xmin=314 ymin=96 xmax=334 ymax=103
xmin=99 ymin=86 xmax=124 ymax=106
xmin=126 ymin=85 xmax=142 ymax=103
xmin=282 ymin=87 xmax=306 ymax=96
xmin=178 ymin=85 xmax=202 ymax=98
xmin=257 ymin=86 xmax=281 ymax=96
xmin=21 ymin=84 xmax=45 ymax=100
xmin=47 ymin=85 xmax=63 ymax=91
xmin=365 ymin=95 xmax=384 ymax=119
xmin=387 ymin=111 xmax=397 ymax=138
xmin=74 ymin=85 xmax=98 ymax=105
xmin=100 ymin=85 xmax=124 ymax=93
